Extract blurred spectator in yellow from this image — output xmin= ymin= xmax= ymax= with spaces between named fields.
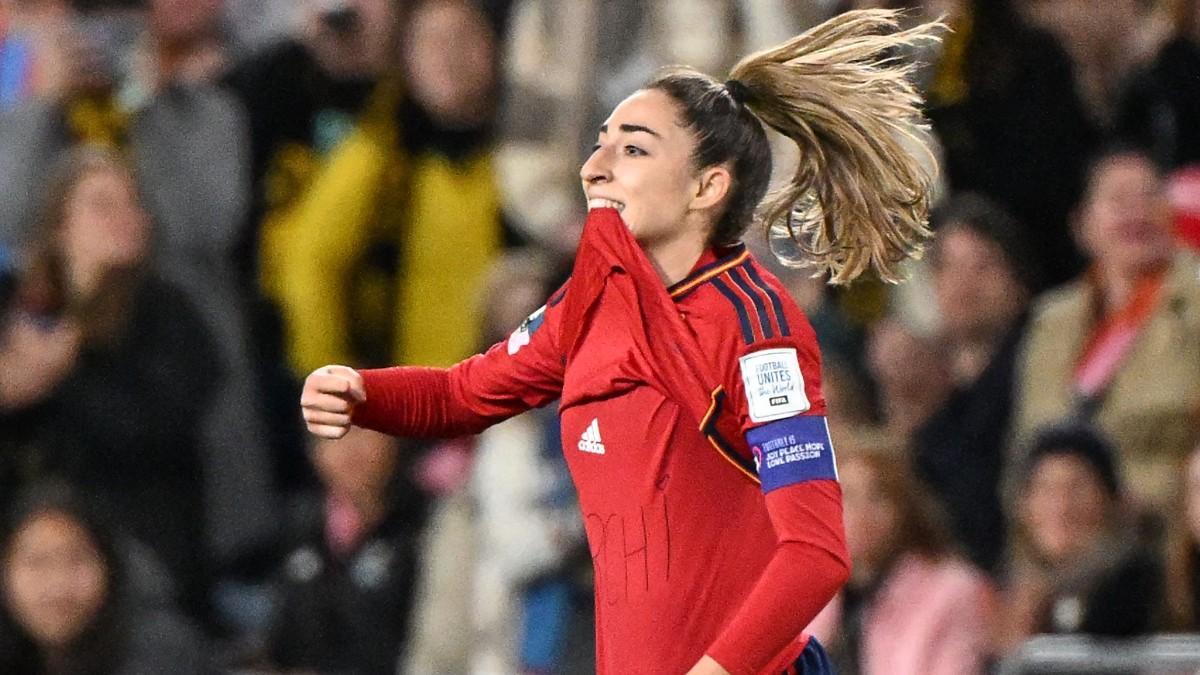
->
xmin=912 ymin=194 xmax=1037 ymax=574
xmin=0 ymin=0 xmax=278 ymax=578
xmin=1013 ymin=146 xmax=1200 ymax=513
xmin=263 ymin=427 xmax=425 ymax=674
xmin=807 ymin=449 xmax=995 ymax=675
xmin=1164 ymin=443 xmax=1200 ymax=629
xmin=1116 ymin=0 xmax=1200 ymax=170
xmin=996 ymin=424 xmax=1163 ymax=651
xmin=227 ymin=0 xmax=507 ymax=380
xmin=0 ymin=483 xmax=209 ymax=674
xmin=0 ymin=146 xmax=221 ymax=622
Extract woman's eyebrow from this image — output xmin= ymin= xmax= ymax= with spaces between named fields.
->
xmin=598 ymin=123 xmax=662 ymax=138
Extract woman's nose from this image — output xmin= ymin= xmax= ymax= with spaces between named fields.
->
xmin=580 ymin=148 xmax=612 ymax=185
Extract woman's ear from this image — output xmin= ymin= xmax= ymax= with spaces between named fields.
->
xmin=690 ymin=164 xmax=733 ymax=212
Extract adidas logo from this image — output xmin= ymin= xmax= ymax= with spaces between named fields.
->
xmin=577 ymin=418 xmax=606 ymax=455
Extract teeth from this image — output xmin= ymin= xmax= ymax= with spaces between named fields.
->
xmin=588 ymin=198 xmax=624 ymax=212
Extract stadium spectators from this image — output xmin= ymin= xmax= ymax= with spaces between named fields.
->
xmin=807 ymin=449 xmax=995 ymax=675
xmin=996 ymin=424 xmax=1163 ymax=649
xmin=912 ymin=194 xmax=1036 ymax=574
xmin=0 ymin=483 xmax=210 ymax=675
xmin=0 ymin=0 xmax=278 ymax=583
xmin=0 ymin=147 xmax=220 ymax=620
xmin=1013 ymin=145 xmax=1200 ymax=513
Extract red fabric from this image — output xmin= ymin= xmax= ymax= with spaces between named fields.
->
xmin=350 ymin=209 xmax=849 ymax=674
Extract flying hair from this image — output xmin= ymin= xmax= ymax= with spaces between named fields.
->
xmin=729 ymin=9 xmax=944 ymax=284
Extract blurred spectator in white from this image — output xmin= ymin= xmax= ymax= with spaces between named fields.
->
xmin=263 ymin=427 xmax=424 ymax=674
xmin=1116 ymin=0 xmax=1200 ymax=170
xmin=497 ymin=0 xmax=807 ymax=250
xmin=0 ymin=0 xmax=68 ymax=109
xmin=912 ymin=194 xmax=1037 ymax=575
xmin=808 ymin=448 xmax=994 ymax=675
xmin=1164 ymin=443 xmax=1200 ymax=629
xmin=996 ymin=424 xmax=1163 ymax=651
xmin=0 ymin=0 xmax=278 ymax=583
xmin=0 ymin=482 xmax=210 ymax=675
xmin=865 ymin=317 xmax=954 ymax=443
xmin=1013 ymin=146 xmax=1200 ymax=513
xmin=0 ymin=146 xmax=221 ymax=621
xmin=466 ymin=249 xmax=591 ymax=674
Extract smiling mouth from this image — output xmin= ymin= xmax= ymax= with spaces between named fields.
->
xmin=587 ymin=198 xmax=625 ymax=212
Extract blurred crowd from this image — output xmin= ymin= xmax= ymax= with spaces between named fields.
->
xmin=0 ymin=0 xmax=1198 ymax=673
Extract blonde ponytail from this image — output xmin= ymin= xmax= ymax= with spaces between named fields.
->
xmin=729 ymin=9 xmax=943 ymax=284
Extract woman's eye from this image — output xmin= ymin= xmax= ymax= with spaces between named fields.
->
xmin=624 ymin=145 xmax=646 ymax=156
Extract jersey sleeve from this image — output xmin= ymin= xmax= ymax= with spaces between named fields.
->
xmin=703 ymin=271 xmax=850 ymax=674
xmin=724 ymin=310 xmax=837 ymax=493
xmin=352 ymin=283 xmax=568 ymax=438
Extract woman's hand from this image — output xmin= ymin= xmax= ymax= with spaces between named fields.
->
xmin=685 ymin=655 xmax=732 ymax=675
xmin=301 ymin=365 xmax=366 ymax=439
xmin=0 ymin=315 xmax=81 ymax=411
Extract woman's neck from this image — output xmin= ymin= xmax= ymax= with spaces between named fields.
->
xmin=643 ymin=231 xmax=709 ymax=287
xmin=1098 ymin=257 xmax=1169 ymax=310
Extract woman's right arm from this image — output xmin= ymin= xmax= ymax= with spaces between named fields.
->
xmin=302 ymin=284 xmax=568 ymax=440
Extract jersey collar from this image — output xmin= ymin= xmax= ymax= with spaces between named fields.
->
xmin=667 ymin=242 xmax=749 ymax=300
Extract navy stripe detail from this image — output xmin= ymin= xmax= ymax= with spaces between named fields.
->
xmin=729 ymin=267 xmax=774 ymax=340
xmin=702 ymin=390 xmax=758 ymax=477
xmin=742 ymin=262 xmax=791 ymax=337
xmin=710 ymin=277 xmax=754 ymax=344
xmin=666 ymin=243 xmax=747 ymax=295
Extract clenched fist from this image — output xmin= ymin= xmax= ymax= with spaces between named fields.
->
xmin=301 ymin=365 xmax=366 ymax=439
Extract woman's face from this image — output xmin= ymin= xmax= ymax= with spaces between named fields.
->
xmin=1022 ymin=454 xmax=1110 ymax=563
xmin=3 ymin=511 xmax=109 ymax=649
xmin=59 ymin=168 xmax=149 ymax=273
xmin=404 ymin=0 xmax=495 ymax=127
xmin=580 ymin=89 xmax=707 ymax=247
xmin=1079 ymin=154 xmax=1174 ymax=278
xmin=840 ymin=457 xmax=899 ymax=570
xmin=933 ymin=226 xmax=1027 ymax=341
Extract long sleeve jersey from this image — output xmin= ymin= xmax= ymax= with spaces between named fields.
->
xmin=352 ymin=208 xmax=849 ymax=674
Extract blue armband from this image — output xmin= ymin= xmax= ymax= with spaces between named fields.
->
xmin=746 ymin=415 xmax=838 ymax=493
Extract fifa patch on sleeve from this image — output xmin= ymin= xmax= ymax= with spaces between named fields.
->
xmin=739 ymin=348 xmax=810 ymax=422
xmin=507 ymin=305 xmax=546 ymax=355
xmin=746 ymin=416 xmax=837 ymax=492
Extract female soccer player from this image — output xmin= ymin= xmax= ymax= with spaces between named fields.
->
xmin=301 ymin=9 xmax=940 ymax=674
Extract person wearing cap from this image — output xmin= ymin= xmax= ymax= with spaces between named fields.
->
xmin=996 ymin=423 xmax=1164 ymax=652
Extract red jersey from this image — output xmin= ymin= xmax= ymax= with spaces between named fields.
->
xmin=353 ymin=209 xmax=849 ymax=674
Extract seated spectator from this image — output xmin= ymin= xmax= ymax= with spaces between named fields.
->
xmin=0 ymin=0 xmax=68 ymax=109
xmin=1013 ymin=145 xmax=1200 ymax=512
xmin=264 ymin=427 xmax=425 ymax=675
xmin=996 ymin=424 xmax=1163 ymax=651
xmin=0 ymin=482 xmax=209 ymax=675
xmin=913 ymin=194 xmax=1037 ymax=574
xmin=0 ymin=146 xmax=220 ymax=622
xmin=808 ymin=448 xmax=995 ymax=675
